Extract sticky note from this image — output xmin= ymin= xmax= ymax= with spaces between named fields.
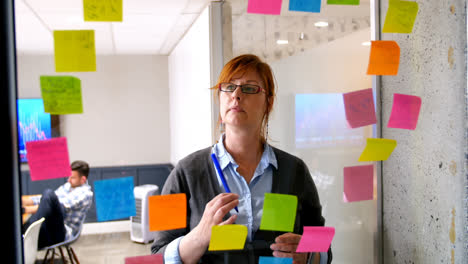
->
xmin=208 ymin=225 xmax=247 ymax=251
xmin=259 ymin=256 xmax=293 ymax=264
xmin=387 ymin=93 xmax=422 ymax=130
xmin=84 ymin=0 xmax=123 ymax=22
xmin=296 ymin=226 xmax=335 ymax=252
xmin=94 ymin=177 xmax=136 ymax=222
xmin=358 ymin=138 xmax=397 ymax=162
xmin=247 ymin=0 xmax=283 ymax=15
xmin=343 ymin=88 xmax=377 ymax=128
xmin=148 ymin=193 xmax=187 ymax=231
xmin=366 ymin=40 xmax=400 ymax=75
xmin=327 ymin=0 xmax=359 ymax=5
xmin=54 ymin=30 xmax=96 ymax=72
xmin=343 ymin=165 xmax=374 ymax=202
xmin=26 ymin=137 xmax=71 ymax=181
xmin=125 ymin=254 xmax=163 ymax=264
xmin=289 ymin=0 xmax=321 ymax=13
xmin=260 ymin=193 xmax=297 ymax=232
xmin=40 ymin=76 xmax=83 ymax=114
xmin=382 ymin=0 xmax=419 ymax=33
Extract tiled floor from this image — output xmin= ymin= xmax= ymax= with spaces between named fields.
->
xmin=35 ymin=232 xmax=153 ymax=264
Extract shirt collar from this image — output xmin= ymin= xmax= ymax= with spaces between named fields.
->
xmin=212 ymin=133 xmax=278 ymax=171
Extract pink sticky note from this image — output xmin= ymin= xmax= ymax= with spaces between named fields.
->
xmin=343 ymin=165 xmax=374 ymax=202
xmin=247 ymin=0 xmax=283 ymax=15
xmin=125 ymin=254 xmax=163 ymax=264
xmin=387 ymin=93 xmax=422 ymax=130
xmin=296 ymin=226 xmax=335 ymax=252
xmin=26 ymin=137 xmax=71 ymax=181
xmin=343 ymin=88 xmax=377 ymax=128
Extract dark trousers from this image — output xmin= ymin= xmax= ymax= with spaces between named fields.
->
xmin=23 ymin=189 xmax=66 ymax=248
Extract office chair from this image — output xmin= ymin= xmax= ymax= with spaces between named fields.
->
xmin=39 ymin=218 xmax=85 ymax=264
xmin=23 ymin=217 xmax=45 ymax=264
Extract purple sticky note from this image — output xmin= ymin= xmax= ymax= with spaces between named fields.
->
xmin=247 ymin=0 xmax=283 ymax=15
xmin=26 ymin=137 xmax=71 ymax=181
xmin=342 ymin=88 xmax=377 ymax=128
xmin=125 ymin=254 xmax=163 ymax=264
xmin=343 ymin=165 xmax=374 ymax=202
xmin=296 ymin=226 xmax=335 ymax=252
xmin=387 ymin=93 xmax=422 ymax=130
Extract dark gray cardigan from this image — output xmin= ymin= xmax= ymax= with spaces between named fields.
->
xmin=151 ymin=146 xmax=332 ymax=264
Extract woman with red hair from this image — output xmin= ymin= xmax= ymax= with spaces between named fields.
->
xmin=152 ymin=54 xmax=331 ymax=264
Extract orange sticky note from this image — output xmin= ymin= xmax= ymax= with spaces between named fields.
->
xmin=366 ymin=40 xmax=400 ymax=75
xmin=148 ymin=193 xmax=186 ymax=231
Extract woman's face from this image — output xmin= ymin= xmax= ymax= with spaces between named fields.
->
xmin=219 ymin=70 xmax=268 ymax=133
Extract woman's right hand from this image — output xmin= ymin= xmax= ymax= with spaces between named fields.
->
xmin=179 ymin=193 xmax=239 ymax=264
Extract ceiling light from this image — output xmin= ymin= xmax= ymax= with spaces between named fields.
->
xmin=276 ymin=39 xmax=289 ymax=45
xmin=314 ymin=21 xmax=328 ymax=27
xmin=361 ymin=41 xmax=371 ymax=46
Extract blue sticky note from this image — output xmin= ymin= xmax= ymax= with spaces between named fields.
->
xmin=289 ymin=0 xmax=321 ymax=13
xmin=94 ymin=176 xmax=136 ymax=221
xmin=259 ymin=256 xmax=293 ymax=264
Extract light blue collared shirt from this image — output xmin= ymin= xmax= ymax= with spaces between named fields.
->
xmin=164 ymin=134 xmax=327 ymax=264
xmin=212 ymin=134 xmax=277 ymax=242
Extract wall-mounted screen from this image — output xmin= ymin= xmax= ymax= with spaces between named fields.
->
xmin=17 ymin=98 xmax=51 ymax=162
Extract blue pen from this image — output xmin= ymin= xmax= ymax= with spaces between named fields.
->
xmin=211 ymin=153 xmax=239 ymax=213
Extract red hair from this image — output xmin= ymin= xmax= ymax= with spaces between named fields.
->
xmin=212 ymin=54 xmax=276 ymax=143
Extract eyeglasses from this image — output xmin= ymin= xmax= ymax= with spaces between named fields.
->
xmin=219 ymin=83 xmax=265 ymax=94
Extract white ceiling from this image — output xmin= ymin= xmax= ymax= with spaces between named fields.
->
xmin=229 ymin=0 xmax=371 ymax=61
xmin=14 ymin=0 xmax=371 ymax=57
xmin=14 ymin=0 xmax=211 ymax=55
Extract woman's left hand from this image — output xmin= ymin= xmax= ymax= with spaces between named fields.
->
xmin=270 ymin=233 xmax=308 ymax=264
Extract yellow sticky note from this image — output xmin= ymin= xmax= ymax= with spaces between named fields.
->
xmin=84 ymin=0 xmax=123 ymax=22
xmin=382 ymin=0 xmax=418 ymax=33
xmin=54 ymin=30 xmax=96 ymax=72
xmin=358 ymin=138 xmax=397 ymax=162
xmin=208 ymin=225 xmax=247 ymax=251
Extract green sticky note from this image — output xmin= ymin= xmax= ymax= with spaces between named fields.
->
xmin=327 ymin=0 xmax=360 ymax=5
xmin=208 ymin=225 xmax=247 ymax=251
xmin=54 ymin=30 xmax=96 ymax=72
xmin=382 ymin=0 xmax=418 ymax=33
xmin=260 ymin=193 xmax=298 ymax=232
xmin=83 ymin=0 xmax=123 ymax=22
xmin=40 ymin=76 xmax=83 ymax=114
xmin=358 ymin=138 xmax=397 ymax=162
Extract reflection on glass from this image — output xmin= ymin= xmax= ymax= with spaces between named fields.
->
xmin=295 ymin=93 xmax=365 ymax=149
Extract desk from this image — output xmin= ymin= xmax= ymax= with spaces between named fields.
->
xmin=22 ymin=213 xmax=31 ymax=224
xmin=22 ymin=194 xmax=40 ymax=224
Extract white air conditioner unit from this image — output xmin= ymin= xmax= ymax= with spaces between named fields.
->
xmin=130 ymin=184 xmax=159 ymax=244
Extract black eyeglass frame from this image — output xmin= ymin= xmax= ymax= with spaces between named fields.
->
xmin=218 ymin=83 xmax=266 ymax=94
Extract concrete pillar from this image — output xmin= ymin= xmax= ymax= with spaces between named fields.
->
xmin=380 ymin=0 xmax=467 ymax=263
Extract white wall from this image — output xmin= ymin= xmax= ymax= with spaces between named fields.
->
xmin=269 ymin=29 xmax=376 ymax=264
xmin=17 ymin=54 xmax=170 ymax=167
xmin=169 ymin=7 xmax=213 ymax=164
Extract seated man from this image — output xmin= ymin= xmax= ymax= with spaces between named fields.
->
xmin=22 ymin=160 xmax=94 ymax=248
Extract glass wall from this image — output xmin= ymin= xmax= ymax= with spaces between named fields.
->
xmin=228 ymin=1 xmax=378 ymax=263
xmin=14 ymin=0 xmax=379 ymax=263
